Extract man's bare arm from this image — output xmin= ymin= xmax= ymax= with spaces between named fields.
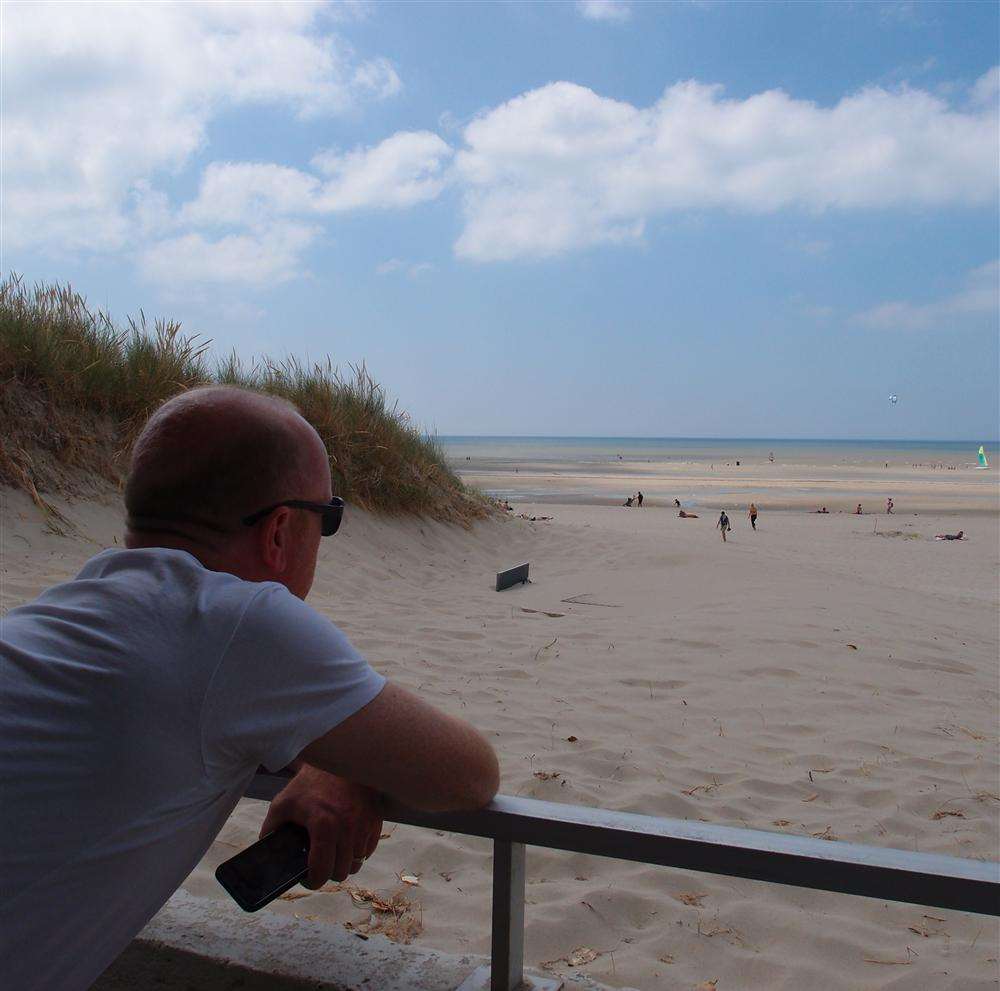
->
xmin=296 ymin=682 xmax=500 ymax=812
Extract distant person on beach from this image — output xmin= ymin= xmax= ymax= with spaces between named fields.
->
xmin=855 ymin=503 xmax=863 ymax=515
xmin=624 ymin=496 xmax=634 ymax=507
xmin=637 ymin=491 xmax=644 ymax=507
xmin=935 ymin=530 xmax=965 ymax=540
xmin=717 ymin=510 xmax=731 ymax=541
xmin=815 ymin=506 xmax=829 ymax=514
xmin=674 ymin=498 xmax=681 ymax=507
xmin=0 ymin=387 xmax=499 ymax=991
xmin=748 ymin=503 xmax=758 ymax=530
xmin=886 ymin=497 xmax=894 ymax=514
xmin=678 ymin=509 xmax=698 ymax=518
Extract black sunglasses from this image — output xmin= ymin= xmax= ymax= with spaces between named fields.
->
xmin=242 ymin=497 xmax=345 ymax=537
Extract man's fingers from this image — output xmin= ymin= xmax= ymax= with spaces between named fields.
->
xmin=260 ymin=776 xmax=383 ymax=883
xmin=332 ymin=832 xmax=356 ymax=883
xmin=259 ymin=789 xmax=307 ymax=839
xmin=258 ymin=807 xmax=291 ymax=840
xmin=305 ymin=833 xmax=337 ymax=889
xmin=363 ymin=820 xmax=382 ymax=860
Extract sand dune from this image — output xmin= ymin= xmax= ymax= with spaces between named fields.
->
xmin=2 ymin=485 xmax=998 ymax=990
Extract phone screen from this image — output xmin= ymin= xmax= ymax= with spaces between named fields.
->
xmin=215 ymin=823 xmax=310 ymax=912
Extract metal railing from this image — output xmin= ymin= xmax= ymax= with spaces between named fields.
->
xmin=246 ymin=770 xmax=999 ymax=991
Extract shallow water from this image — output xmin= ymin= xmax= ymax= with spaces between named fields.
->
xmin=439 ymin=435 xmax=996 ymax=467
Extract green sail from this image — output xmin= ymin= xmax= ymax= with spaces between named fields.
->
xmin=978 ymin=445 xmax=989 ymax=468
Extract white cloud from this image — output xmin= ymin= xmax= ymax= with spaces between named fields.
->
xmin=576 ymin=0 xmax=632 ymax=22
xmin=138 ymin=223 xmax=319 ymax=288
xmin=1 ymin=1 xmax=401 ymax=252
xmin=139 ymin=131 xmax=450 ymax=286
xmin=7 ymin=1 xmax=998 ymax=292
xmin=312 ymin=132 xmax=453 ymax=210
xmin=970 ymin=65 xmax=1000 ymax=108
xmin=855 ymin=260 xmax=999 ymax=331
xmin=181 ymin=165 xmax=322 ymax=229
xmin=325 ymin=1 xmax=376 ymax=22
xmin=130 ymin=181 xmax=175 ymax=238
xmin=349 ymin=57 xmax=403 ymax=101
xmin=177 ymin=132 xmax=451 ymax=229
xmin=180 ymin=131 xmax=452 ymax=226
xmin=453 ymin=71 xmax=999 ymax=261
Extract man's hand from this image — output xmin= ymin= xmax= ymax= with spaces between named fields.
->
xmin=259 ymin=764 xmax=383 ymax=889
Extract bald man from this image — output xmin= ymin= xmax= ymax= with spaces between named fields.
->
xmin=0 ymin=386 xmax=499 ymax=991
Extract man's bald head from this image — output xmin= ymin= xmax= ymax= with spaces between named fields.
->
xmin=125 ymin=386 xmax=327 ymax=536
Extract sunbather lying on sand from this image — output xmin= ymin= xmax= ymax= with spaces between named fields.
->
xmin=934 ymin=530 xmax=965 ymax=540
xmin=678 ymin=510 xmax=698 ymax=518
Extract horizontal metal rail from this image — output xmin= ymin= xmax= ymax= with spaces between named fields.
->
xmin=246 ymin=771 xmax=998 ymax=914
xmin=246 ymin=771 xmax=998 ymax=990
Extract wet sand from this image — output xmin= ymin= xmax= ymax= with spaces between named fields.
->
xmin=455 ymin=454 xmax=999 ymax=514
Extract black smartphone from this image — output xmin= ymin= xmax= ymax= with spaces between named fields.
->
xmin=215 ymin=823 xmax=311 ymax=912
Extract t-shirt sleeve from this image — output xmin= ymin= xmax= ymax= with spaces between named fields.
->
xmin=200 ymin=584 xmax=386 ymax=776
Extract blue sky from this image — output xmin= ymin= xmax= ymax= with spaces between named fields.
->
xmin=3 ymin=0 xmax=998 ymax=439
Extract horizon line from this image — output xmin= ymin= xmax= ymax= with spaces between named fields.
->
xmin=431 ymin=434 xmax=998 ymax=444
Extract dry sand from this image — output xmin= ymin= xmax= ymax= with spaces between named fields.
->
xmin=2 ymin=473 xmax=998 ymax=990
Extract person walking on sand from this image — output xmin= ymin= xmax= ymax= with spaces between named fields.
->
xmin=886 ymin=497 xmax=894 ymax=514
xmin=637 ymin=491 xmax=644 ymax=508
xmin=747 ymin=502 xmax=758 ymax=530
xmin=717 ymin=510 xmax=731 ymax=542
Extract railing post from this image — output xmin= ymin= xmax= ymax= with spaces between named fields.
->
xmin=491 ymin=839 xmax=526 ymax=991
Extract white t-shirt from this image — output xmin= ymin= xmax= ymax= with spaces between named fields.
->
xmin=0 ymin=547 xmax=385 ymax=991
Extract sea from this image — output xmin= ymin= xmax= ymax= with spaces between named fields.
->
xmin=437 ymin=436 xmax=996 ymax=468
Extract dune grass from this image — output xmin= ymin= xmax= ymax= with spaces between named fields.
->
xmin=0 ymin=274 xmax=487 ymax=522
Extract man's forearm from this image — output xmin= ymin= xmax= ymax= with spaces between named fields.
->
xmin=289 ymin=761 xmax=386 ymax=807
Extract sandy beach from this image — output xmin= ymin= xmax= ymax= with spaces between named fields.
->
xmin=451 ymin=443 xmax=999 ymax=516
xmin=2 ymin=460 xmax=998 ymax=990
